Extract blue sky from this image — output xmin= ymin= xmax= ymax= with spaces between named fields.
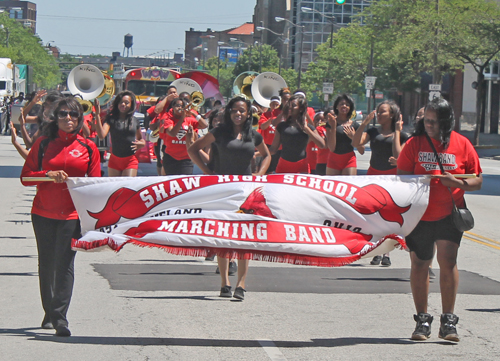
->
xmin=35 ymin=0 xmax=256 ymax=56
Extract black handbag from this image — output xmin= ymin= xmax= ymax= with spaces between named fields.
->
xmin=425 ymin=134 xmax=474 ymax=232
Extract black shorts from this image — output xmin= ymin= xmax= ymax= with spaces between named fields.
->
xmin=162 ymin=152 xmax=193 ymax=175
xmin=405 ymin=214 xmax=463 ymax=261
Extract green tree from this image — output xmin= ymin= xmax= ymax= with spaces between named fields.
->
xmin=365 ymin=0 xmax=500 ymax=144
xmin=438 ymin=0 xmax=500 ymax=144
xmin=0 ymin=14 xmax=61 ymax=89
xmin=204 ymin=56 xmax=234 ymax=99
xmin=233 ymin=44 xmax=280 ymax=76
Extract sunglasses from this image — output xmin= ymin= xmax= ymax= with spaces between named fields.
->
xmin=57 ymin=110 xmax=79 ymax=119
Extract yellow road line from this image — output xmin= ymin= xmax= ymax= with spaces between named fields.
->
xmin=463 ymin=235 xmax=500 ymax=250
xmin=465 ymin=231 xmax=500 ymax=246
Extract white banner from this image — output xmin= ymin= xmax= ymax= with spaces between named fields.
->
xmin=67 ymin=175 xmax=430 ymax=267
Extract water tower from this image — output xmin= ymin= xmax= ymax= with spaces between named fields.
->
xmin=123 ymin=34 xmax=133 ymax=57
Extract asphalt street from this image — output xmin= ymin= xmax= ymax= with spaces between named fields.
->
xmin=1 ymin=134 xmax=500 ymax=361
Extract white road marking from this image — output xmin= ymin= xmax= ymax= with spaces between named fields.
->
xmin=258 ymin=339 xmax=288 ymax=361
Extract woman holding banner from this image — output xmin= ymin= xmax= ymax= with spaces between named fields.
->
xmin=21 ymin=97 xmax=101 ymax=336
xmin=188 ymin=96 xmax=271 ymax=300
xmin=397 ymin=98 xmax=482 ymax=342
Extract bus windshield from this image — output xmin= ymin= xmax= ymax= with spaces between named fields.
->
xmin=126 ymin=80 xmax=172 ymax=98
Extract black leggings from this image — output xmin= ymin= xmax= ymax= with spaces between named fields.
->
xmin=31 ymin=214 xmax=80 ymax=328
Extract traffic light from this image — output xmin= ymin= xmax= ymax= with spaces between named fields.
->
xmin=336 ymin=0 xmax=346 ymax=4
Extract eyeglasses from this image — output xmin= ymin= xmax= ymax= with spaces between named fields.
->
xmin=57 ymin=110 xmax=79 ymax=119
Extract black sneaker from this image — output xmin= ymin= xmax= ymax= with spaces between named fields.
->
xmin=228 ymin=261 xmax=238 ymax=275
xmin=381 ymin=256 xmax=391 ymax=266
xmin=233 ymin=287 xmax=246 ymax=300
xmin=370 ymin=256 xmax=382 ymax=265
xmin=429 ymin=268 xmax=436 ymax=279
xmin=411 ymin=313 xmax=433 ymax=340
xmin=55 ymin=325 xmax=71 ymax=337
xmin=219 ymin=285 xmax=232 ymax=298
xmin=439 ymin=313 xmax=459 ymax=342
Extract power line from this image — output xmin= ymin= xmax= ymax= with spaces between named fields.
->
xmin=38 ymin=14 xmax=250 ymax=26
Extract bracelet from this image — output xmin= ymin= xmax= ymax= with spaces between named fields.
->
xmin=196 ymin=115 xmax=202 ymax=121
xmin=45 ymin=171 xmax=50 ymax=177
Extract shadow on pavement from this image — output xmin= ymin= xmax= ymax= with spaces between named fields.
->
xmin=1 ymin=328 xmax=442 ymax=347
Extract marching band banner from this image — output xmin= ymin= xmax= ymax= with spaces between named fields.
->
xmin=67 ymin=174 xmax=430 ymax=267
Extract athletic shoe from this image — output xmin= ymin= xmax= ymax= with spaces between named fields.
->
xmin=219 ymin=285 xmax=232 ymax=298
xmin=439 ymin=313 xmax=460 ymax=342
xmin=429 ymin=268 xmax=436 ymax=279
xmin=381 ymin=256 xmax=391 ymax=266
xmin=228 ymin=261 xmax=238 ymax=275
xmin=370 ymin=256 xmax=381 ymax=265
xmin=233 ymin=287 xmax=246 ymax=300
xmin=55 ymin=325 xmax=71 ymax=337
xmin=411 ymin=313 xmax=433 ymax=340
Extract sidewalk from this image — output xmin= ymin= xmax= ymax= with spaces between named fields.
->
xmin=459 ymin=130 xmax=500 ymax=159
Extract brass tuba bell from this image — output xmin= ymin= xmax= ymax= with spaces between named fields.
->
xmin=186 ymin=91 xmax=205 ymax=111
xmin=78 ymin=99 xmax=94 ymax=116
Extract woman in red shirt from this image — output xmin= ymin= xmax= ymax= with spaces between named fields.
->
xmin=21 ymin=97 xmax=101 ymax=337
xmin=160 ymin=97 xmax=208 ymax=175
xmin=398 ymin=98 xmax=482 ymax=342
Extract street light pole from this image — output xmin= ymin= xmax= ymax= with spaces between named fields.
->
xmin=275 ymin=17 xmax=304 ymax=87
xmin=217 ymin=41 xmax=224 ymax=82
xmin=259 ymin=21 xmax=263 ymax=73
xmin=301 ymin=7 xmax=337 ymax=49
xmin=298 ymin=28 xmax=304 ymax=88
xmin=256 ymin=25 xmax=285 ymax=75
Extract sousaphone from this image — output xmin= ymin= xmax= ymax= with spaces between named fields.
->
xmin=171 ymin=78 xmax=205 ymax=110
xmin=67 ymin=64 xmax=105 ymax=100
xmin=251 ymin=72 xmax=287 ymax=108
xmin=233 ymin=71 xmax=259 ymax=100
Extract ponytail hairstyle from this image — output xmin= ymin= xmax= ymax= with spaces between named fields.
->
xmin=376 ymin=100 xmax=401 ymax=132
xmin=284 ymin=94 xmax=308 ymax=129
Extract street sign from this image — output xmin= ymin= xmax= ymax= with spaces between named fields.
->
xmin=365 ymin=76 xmax=377 ymax=90
xmin=429 ymin=91 xmax=441 ymax=101
xmin=429 ymin=84 xmax=441 ymax=91
xmin=323 ymin=82 xmax=334 ymax=94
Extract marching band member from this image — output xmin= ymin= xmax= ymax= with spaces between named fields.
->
xmin=258 ymin=95 xmax=282 ymax=173
xmin=94 ymin=90 xmax=145 ymax=177
xmin=21 ymin=96 xmax=101 ymax=337
xmin=326 ymin=94 xmax=362 ymax=176
xmin=269 ymin=94 xmax=325 ymax=174
xmin=352 ymin=100 xmax=409 ymax=266
xmin=398 ymin=98 xmax=482 ymax=342
xmin=161 ymin=97 xmax=207 ymax=175
xmin=188 ymin=96 xmax=270 ymax=300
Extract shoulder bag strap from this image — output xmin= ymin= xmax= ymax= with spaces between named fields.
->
xmin=424 ymin=133 xmax=458 ymax=209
